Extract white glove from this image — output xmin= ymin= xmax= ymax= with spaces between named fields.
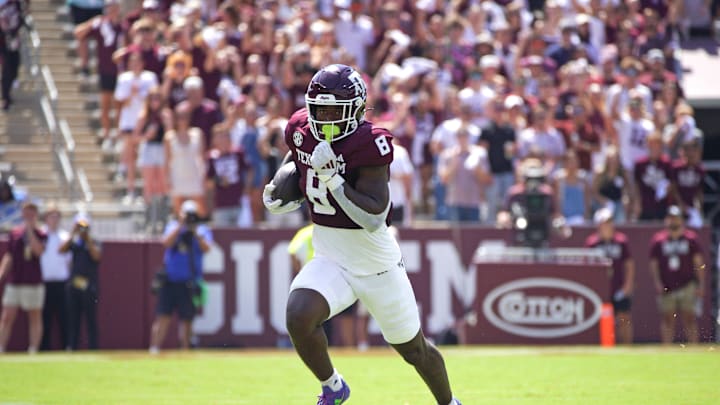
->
xmin=655 ymin=178 xmax=669 ymax=201
xmin=262 ymin=183 xmax=301 ymax=214
xmin=310 ymin=141 xmax=345 ymax=191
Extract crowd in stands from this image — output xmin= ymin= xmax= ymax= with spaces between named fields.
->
xmin=60 ymin=0 xmax=706 ymax=229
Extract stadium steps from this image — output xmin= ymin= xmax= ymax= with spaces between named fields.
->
xmin=0 ymin=70 xmax=61 ymax=200
xmin=36 ymin=0 xmax=125 ymax=195
xmin=0 ymin=0 xmax=147 ymax=227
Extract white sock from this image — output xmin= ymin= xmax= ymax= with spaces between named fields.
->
xmin=447 ymin=399 xmax=459 ymax=405
xmin=321 ymin=369 xmax=343 ymax=392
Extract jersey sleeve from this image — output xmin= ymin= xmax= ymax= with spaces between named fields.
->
xmin=351 ymin=127 xmax=394 ymax=168
xmin=688 ymin=231 xmax=703 ymax=256
xmin=619 ymin=238 xmax=631 ymax=263
xmin=284 ymin=109 xmax=307 ymax=152
xmin=649 ymin=235 xmax=662 ymax=261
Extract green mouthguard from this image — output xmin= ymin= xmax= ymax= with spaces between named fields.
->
xmin=321 ymin=124 xmax=340 ymax=142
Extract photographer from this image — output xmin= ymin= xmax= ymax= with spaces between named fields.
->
xmin=149 ymin=200 xmax=212 ymax=354
xmin=60 ymin=214 xmax=102 ymax=351
xmin=497 ymin=159 xmax=567 ymax=248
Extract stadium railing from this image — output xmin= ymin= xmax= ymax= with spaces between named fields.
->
xmin=23 ymin=16 xmax=93 ymax=204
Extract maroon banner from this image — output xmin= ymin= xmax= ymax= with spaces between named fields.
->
xmin=0 ymin=225 xmax=714 ymax=351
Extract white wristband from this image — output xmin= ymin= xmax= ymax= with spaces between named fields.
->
xmin=324 ymin=174 xmax=345 ymax=191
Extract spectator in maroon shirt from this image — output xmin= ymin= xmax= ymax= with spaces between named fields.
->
xmin=670 ymin=136 xmax=705 ymax=227
xmin=557 ymin=102 xmax=602 ymax=173
xmin=638 ymin=48 xmax=677 ymax=100
xmin=649 ymin=205 xmax=706 ymax=344
xmin=113 ymin=18 xmax=166 ymax=80
xmin=206 ymin=124 xmax=252 ymax=227
xmin=0 ymin=202 xmax=47 ymax=353
xmin=178 ymin=76 xmax=223 ymax=152
xmin=633 ymin=132 xmax=673 ymax=221
xmin=74 ymin=0 xmax=125 ymax=141
xmin=636 ymin=8 xmax=669 ymax=56
xmin=585 ymin=208 xmax=635 ymax=344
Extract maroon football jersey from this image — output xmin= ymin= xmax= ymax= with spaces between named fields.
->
xmin=649 ymin=229 xmax=702 ymax=292
xmin=633 ymin=156 xmax=673 ymax=217
xmin=585 ymin=231 xmax=631 ymax=297
xmin=207 ymin=149 xmax=248 ymax=208
xmin=671 ymin=160 xmax=704 ymax=207
xmin=88 ymin=17 xmax=124 ymax=76
xmin=6 ymin=226 xmax=47 ymax=285
xmin=284 ymin=108 xmax=394 ymax=229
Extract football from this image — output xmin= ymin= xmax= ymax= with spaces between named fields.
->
xmin=270 ymin=162 xmax=303 ymax=203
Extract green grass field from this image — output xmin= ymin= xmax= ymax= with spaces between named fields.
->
xmin=0 ymin=346 xmax=718 ymax=404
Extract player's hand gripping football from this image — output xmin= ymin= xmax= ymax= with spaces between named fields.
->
xmin=262 ymin=183 xmax=302 ymax=214
xmin=310 ymin=141 xmax=345 ymax=191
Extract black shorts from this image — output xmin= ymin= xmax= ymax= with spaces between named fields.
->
xmin=156 ymin=281 xmax=195 ymax=320
xmin=99 ymin=73 xmax=117 ymax=92
xmin=390 ymin=205 xmax=404 ymax=224
xmin=70 ymin=5 xmax=103 ymax=25
xmin=337 ymin=302 xmax=357 ymax=317
xmin=612 ymin=296 xmax=632 ymax=313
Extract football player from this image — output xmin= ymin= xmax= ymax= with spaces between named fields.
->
xmin=585 ymin=208 xmax=635 ymax=344
xmin=263 ymin=64 xmax=461 ymax=405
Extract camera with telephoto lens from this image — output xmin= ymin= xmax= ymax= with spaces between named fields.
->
xmin=77 ymin=220 xmax=90 ymax=234
xmin=184 ymin=211 xmax=200 ymax=226
xmin=512 ymin=167 xmax=552 ymax=249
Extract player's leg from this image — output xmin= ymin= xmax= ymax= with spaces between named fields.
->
xmin=355 ymin=302 xmax=369 ymax=351
xmin=27 ymin=309 xmax=43 ymax=353
xmin=392 ymin=331 xmax=454 ymax=404
xmin=658 ymin=293 xmax=677 ymax=344
xmin=177 ymin=283 xmax=196 ymax=350
xmin=0 ymin=306 xmax=19 ymax=352
xmin=150 ymin=282 xmax=178 ymax=352
xmin=286 ymin=288 xmax=333 ymax=378
xmin=352 ymin=268 xmax=455 ymax=404
xmin=286 ymin=257 xmax=356 ymax=402
xmin=615 ymin=310 xmax=633 ymax=344
xmin=25 ymin=285 xmax=46 ymax=353
xmin=335 ymin=304 xmax=356 ymax=347
xmin=613 ymin=297 xmax=633 ymax=344
xmin=678 ymin=283 xmax=699 ymax=343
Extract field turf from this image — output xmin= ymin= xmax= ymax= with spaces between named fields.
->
xmin=0 ymin=346 xmax=718 ymax=404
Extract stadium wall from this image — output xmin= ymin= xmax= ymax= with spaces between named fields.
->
xmin=0 ymin=225 xmax=714 ymax=350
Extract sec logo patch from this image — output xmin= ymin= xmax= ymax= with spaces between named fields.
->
xmin=293 ymin=131 xmax=303 ymax=147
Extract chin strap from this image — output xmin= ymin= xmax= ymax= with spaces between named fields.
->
xmin=328 ymin=181 xmax=390 ymax=233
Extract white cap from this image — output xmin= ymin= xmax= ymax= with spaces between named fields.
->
xmin=142 ymin=0 xmax=159 ymax=9
xmin=593 ymin=207 xmax=613 ymax=224
xmin=183 ymin=76 xmax=204 ymax=90
xmin=504 ymin=94 xmax=524 ymax=109
xmin=181 ymin=200 xmax=199 ymax=214
xmin=457 ymin=88 xmax=475 ymax=107
xmin=480 ymin=55 xmax=500 ymax=69
xmin=647 ymin=48 xmax=665 ymax=62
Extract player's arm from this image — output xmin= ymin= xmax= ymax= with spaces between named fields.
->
xmin=648 ymin=256 xmax=663 ymax=294
xmin=263 ymin=151 xmax=303 ymax=214
xmin=0 ymin=252 xmax=11 ymax=283
xmin=693 ymin=252 xmax=705 ymax=298
xmin=327 ymin=164 xmax=391 ymax=232
xmin=622 ymin=257 xmax=635 ymax=296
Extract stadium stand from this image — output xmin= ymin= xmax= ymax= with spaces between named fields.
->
xmin=1 ymin=0 xmax=719 ymax=238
